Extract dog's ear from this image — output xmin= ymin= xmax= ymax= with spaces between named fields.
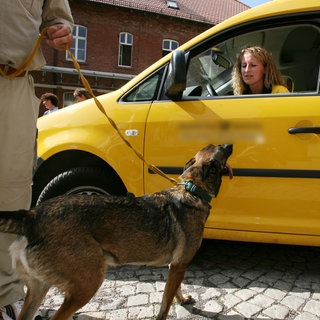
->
xmin=183 ymin=157 xmax=196 ymax=172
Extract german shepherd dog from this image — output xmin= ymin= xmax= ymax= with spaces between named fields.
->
xmin=0 ymin=144 xmax=233 ymax=320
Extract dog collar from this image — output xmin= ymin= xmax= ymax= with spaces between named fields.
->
xmin=180 ymin=181 xmax=212 ymax=203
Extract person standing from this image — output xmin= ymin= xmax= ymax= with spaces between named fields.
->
xmin=0 ymin=1 xmax=73 ymax=319
xmin=41 ymin=93 xmax=59 ymax=115
xmin=73 ymin=87 xmax=93 ymax=102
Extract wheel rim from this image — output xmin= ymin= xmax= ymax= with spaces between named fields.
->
xmin=64 ymin=186 xmax=110 ymax=196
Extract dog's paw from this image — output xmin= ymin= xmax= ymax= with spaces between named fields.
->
xmin=182 ymin=294 xmax=195 ymax=305
xmin=176 ymin=294 xmax=194 ymax=305
xmin=175 ymin=285 xmax=195 ymax=305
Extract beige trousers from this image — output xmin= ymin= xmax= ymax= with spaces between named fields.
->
xmin=0 ymin=75 xmax=40 ymax=306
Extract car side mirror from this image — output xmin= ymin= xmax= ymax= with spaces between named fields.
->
xmin=165 ymin=50 xmax=187 ymax=100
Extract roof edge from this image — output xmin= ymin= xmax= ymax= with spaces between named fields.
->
xmin=86 ymin=0 xmax=218 ymax=24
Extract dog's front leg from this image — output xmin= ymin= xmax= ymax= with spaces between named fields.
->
xmin=157 ymin=263 xmax=188 ymax=320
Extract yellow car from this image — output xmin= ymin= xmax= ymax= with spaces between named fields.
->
xmin=34 ymin=0 xmax=320 ymax=246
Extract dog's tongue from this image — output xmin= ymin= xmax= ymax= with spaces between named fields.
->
xmin=226 ymin=163 xmax=233 ymax=179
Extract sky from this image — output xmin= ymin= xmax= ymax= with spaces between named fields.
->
xmin=240 ymin=0 xmax=271 ymax=7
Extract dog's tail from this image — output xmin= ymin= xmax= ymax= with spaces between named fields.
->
xmin=0 ymin=210 xmax=31 ymax=235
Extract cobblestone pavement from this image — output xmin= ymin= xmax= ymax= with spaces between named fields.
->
xmin=40 ymin=240 xmax=320 ymax=320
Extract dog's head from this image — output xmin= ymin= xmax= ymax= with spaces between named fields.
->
xmin=180 ymin=144 xmax=233 ymax=199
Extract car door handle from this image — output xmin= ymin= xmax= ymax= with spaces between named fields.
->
xmin=288 ymin=127 xmax=320 ymax=134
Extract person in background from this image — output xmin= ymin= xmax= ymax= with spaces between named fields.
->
xmin=42 ymin=92 xmax=59 ymax=115
xmin=0 ymin=1 xmax=73 ymax=319
xmin=232 ymin=46 xmax=289 ymax=95
xmin=73 ymin=87 xmax=92 ymax=102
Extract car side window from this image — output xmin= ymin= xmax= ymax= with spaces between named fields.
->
xmin=122 ymin=67 xmax=165 ymax=102
xmin=183 ymin=23 xmax=320 ymax=98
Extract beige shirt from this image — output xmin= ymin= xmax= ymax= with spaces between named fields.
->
xmin=0 ymin=0 xmax=73 ymax=71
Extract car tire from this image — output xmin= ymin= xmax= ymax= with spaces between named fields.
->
xmin=36 ymin=166 xmax=125 ymax=205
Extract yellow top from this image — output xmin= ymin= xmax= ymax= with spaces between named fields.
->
xmin=272 ymin=85 xmax=290 ymax=94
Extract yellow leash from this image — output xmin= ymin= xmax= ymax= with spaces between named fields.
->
xmin=66 ymin=47 xmax=178 ymax=185
xmin=3 ymin=28 xmax=178 ymax=185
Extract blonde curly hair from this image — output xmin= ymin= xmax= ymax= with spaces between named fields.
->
xmin=232 ymin=46 xmax=287 ymax=95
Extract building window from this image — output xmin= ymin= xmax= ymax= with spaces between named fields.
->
xmin=66 ymin=25 xmax=87 ymax=62
xmin=119 ymin=32 xmax=133 ymax=67
xmin=166 ymin=0 xmax=179 ymax=9
xmin=63 ymin=92 xmax=74 ymax=107
xmin=162 ymin=39 xmax=179 ymax=56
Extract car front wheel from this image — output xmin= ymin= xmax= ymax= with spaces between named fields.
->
xmin=36 ymin=166 xmax=125 ymax=205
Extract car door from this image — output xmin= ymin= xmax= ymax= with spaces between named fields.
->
xmin=143 ymin=15 xmax=320 ymax=243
